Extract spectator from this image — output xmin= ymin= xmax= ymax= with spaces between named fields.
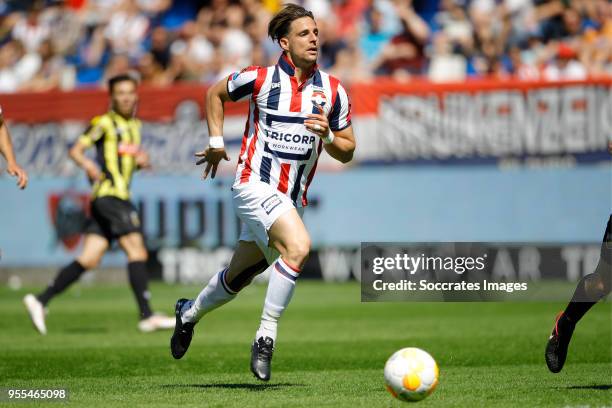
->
xmin=543 ymin=42 xmax=587 ymax=80
xmin=502 ymin=0 xmax=539 ymax=46
xmin=104 ymin=0 xmax=149 ymax=58
xmin=73 ymin=24 xmax=110 ymax=86
xmin=506 ymin=44 xmax=540 ymax=80
xmin=329 ymin=30 xmax=370 ymax=84
xmin=149 ymin=26 xmax=171 ymax=69
xmin=375 ymin=0 xmax=430 ymax=78
xmin=319 ymin=17 xmax=348 ymax=69
xmin=138 ymin=51 xmax=172 ymax=86
xmin=82 ymin=0 xmax=124 ymax=26
xmin=11 ymin=1 xmax=50 ymax=53
xmin=0 ymin=0 xmax=606 ymax=90
xmin=428 ymin=32 xmax=467 ymax=82
xmin=0 ymin=40 xmax=41 ymax=92
xmin=440 ymin=0 xmax=474 ymax=52
xmin=332 ymin=0 xmax=369 ymax=39
xmin=102 ymin=53 xmax=131 ymax=85
xmin=169 ymin=21 xmax=214 ymax=81
xmin=136 ymin=0 xmax=171 ymax=21
xmin=21 ymin=39 xmax=69 ymax=91
xmin=220 ymin=5 xmax=253 ymax=71
xmin=359 ymin=6 xmax=395 ymax=66
xmin=243 ymin=13 xmax=274 ymax=65
xmin=40 ymin=0 xmax=81 ymax=57
xmin=577 ymin=0 xmax=612 ymax=77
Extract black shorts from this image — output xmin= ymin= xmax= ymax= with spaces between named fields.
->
xmin=601 ymin=215 xmax=612 ymax=265
xmin=84 ymin=196 xmax=142 ymax=242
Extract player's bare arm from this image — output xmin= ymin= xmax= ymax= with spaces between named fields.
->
xmin=0 ymin=118 xmax=28 ymax=189
xmin=322 ymin=125 xmax=355 ymax=163
xmin=69 ymin=140 xmax=101 ymax=182
xmin=135 ymin=150 xmax=151 ymax=170
xmin=195 ymin=78 xmax=231 ymax=179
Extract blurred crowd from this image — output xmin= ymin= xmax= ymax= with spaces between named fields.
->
xmin=0 ymin=0 xmax=610 ymax=92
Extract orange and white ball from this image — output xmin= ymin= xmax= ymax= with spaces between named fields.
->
xmin=384 ymin=347 xmax=439 ymax=402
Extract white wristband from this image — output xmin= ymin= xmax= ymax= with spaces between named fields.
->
xmin=208 ymin=136 xmax=224 ymax=149
xmin=321 ymin=132 xmax=335 ymax=145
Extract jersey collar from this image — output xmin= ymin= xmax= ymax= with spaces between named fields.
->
xmin=110 ymin=110 xmax=135 ymax=122
xmin=277 ymin=53 xmax=318 ymax=81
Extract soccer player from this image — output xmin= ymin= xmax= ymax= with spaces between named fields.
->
xmin=545 ymin=142 xmax=612 ymax=373
xmin=0 ymin=106 xmax=28 ymax=189
xmin=23 ymin=74 xmax=174 ymax=334
xmin=170 ymin=4 xmax=355 ymax=381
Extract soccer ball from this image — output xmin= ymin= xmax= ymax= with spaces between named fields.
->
xmin=384 ymin=347 xmax=439 ymax=402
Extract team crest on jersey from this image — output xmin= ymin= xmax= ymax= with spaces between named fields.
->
xmin=311 ymin=90 xmax=327 ymax=108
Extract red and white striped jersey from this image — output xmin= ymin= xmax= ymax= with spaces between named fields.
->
xmin=227 ymin=54 xmax=352 ymax=207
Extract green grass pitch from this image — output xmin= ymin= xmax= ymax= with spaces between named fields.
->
xmin=0 ymin=281 xmax=610 ymax=407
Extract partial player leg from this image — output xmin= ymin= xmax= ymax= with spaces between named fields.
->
xmin=545 ymin=216 xmax=612 ymax=373
xmin=171 ymin=240 xmax=268 ymax=359
xmin=182 ymin=240 xmax=268 ymax=322
xmin=251 ymin=208 xmax=311 ymax=381
xmin=118 ymin=232 xmax=174 ymax=332
xmin=24 ymin=234 xmax=109 ymax=334
xmin=563 ymin=259 xmax=611 ymax=321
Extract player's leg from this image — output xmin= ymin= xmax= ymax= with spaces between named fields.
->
xmin=182 ymin=240 xmax=268 ymax=322
xmin=224 ymin=242 xmax=270 ymax=292
xmin=118 ymin=231 xmax=174 ymax=331
xmin=250 ymin=208 xmax=311 ymax=381
xmin=545 ymin=215 xmax=612 ymax=373
xmin=256 ymin=209 xmax=309 ymax=340
xmin=118 ymin=231 xmax=151 ymax=319
xmin=93 ymin=196 xmax=172 ymax=331
xmin=171 ymin=240 xmax=269 ymax=359
xmin=23 ymin=234 xmax=109 ymax=334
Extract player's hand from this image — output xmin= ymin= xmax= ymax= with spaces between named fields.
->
xmin=6 ymin=161 xmax=28 ymax=189
xmin=304 ymin=104 xmax=330 ymax=140
xmin=135 ymin=150 xmax=151 ymax=169
xmin=195 ymin=147 xmax=230 ymax=179
xmin=83 ymin=161 xmax=101 ymax=183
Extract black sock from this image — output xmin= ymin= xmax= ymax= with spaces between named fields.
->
xmin=227 ymin=259 xmax=269 ymax=292
xmin=563 ymin=274 xmax=600 ymax=324
xmin=128 ymin=261 xmax=153 ymax=319
xmin=37 ymin=261 xmax=86 ymax=306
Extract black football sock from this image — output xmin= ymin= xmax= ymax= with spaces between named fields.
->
xmin=37 ymin=260 xmax=86 ymax=306
xmin=128 ymin=261 xmax=153 ymax=319
xmin=563 ymin=270 xmax=609 ymax=325
xmin=226 ymin=259 xmax=269 ymax=293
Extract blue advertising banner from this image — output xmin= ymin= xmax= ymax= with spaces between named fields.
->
xmin=0 ymin=166 xmax=609 ymax=267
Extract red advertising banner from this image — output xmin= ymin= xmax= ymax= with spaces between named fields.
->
xmin=2 ymin=78 xmax=610 ymax=122
xmin=1 ymin=78 xmax=610 ymax=173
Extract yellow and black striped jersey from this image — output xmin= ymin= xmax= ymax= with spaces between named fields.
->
xmin=79 ymin=111 xmax=142 ymax=200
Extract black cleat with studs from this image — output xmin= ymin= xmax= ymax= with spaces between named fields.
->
xmin=545 ymin=312 xmax=575 ymax=373
xmin=170 ymin=298 xmax=196 ymax=360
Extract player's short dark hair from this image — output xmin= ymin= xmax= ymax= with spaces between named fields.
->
xmin=268 ymin=4 xmax=314 ymax=43
xmin=108 ymin=74 xmax=138 ymax=94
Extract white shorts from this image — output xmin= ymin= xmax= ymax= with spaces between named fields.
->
xmin=232 ymin=181 xmax=304 ymax=263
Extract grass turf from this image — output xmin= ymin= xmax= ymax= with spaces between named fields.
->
xmin=0 ymin=281 xmax=610 ymax=407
